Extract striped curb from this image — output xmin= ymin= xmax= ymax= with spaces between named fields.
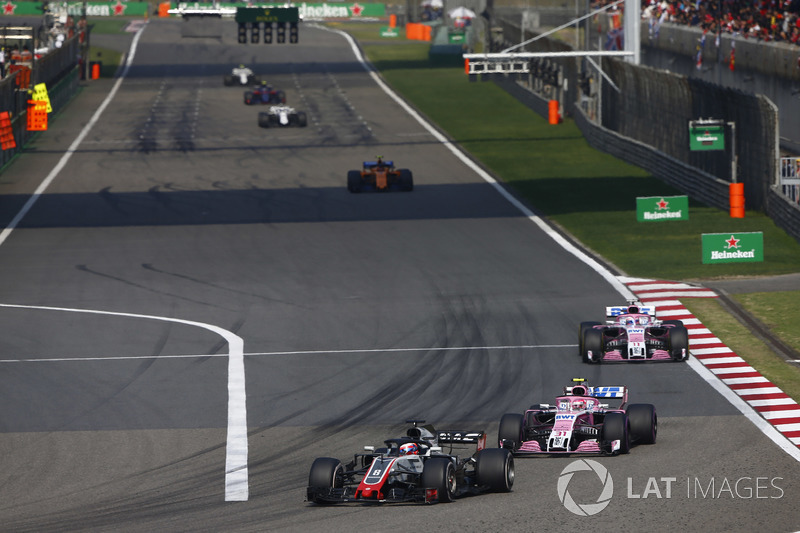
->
xmin=620 ymin=276 xmax=800 ymax=448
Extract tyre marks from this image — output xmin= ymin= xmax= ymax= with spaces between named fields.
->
xmin=291 ymin=66 xmax=375 ymax=145
xmin=136 ymin=80 xmax=203 ymax=153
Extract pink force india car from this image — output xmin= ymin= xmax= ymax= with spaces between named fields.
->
xmin=307 ymin=420 xmax=514 ymax=504
xmin=498 ymin=379 xmax=657 ymax=455
xmin=578 ymin=300 xmax=689 ymax=363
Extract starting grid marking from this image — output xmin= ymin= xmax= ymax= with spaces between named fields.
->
xmin=621 ymin=276 xmax=800 ymax=448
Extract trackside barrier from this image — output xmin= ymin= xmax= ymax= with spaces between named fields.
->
xmin=780 ymin=157 xmax=800 ymax=204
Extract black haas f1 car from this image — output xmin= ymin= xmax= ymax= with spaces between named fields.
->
xmin=224 ymin=65 xmax=260 ymax=86
xmin=347 ymin=157 xmax=413 ymax=193
xmin=258 ymin=105 xmax=307 ymax=128
xmin=498 ymin=379 xmax=657 ymax=456
xmin=307 ymin=420 xmax=514 ymax=504
xmin=578 ymin=300 xmax=689 ymax=363
xmin=243 ymin=83 xmax=286 ymax=105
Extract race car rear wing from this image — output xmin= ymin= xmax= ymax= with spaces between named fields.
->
xmin=606 ymin=305 xmax=655 ymax=317
xmin=437 ymin=431 xmax=485 ymax=444
xmin=589 ymin=386 xmax=627 ymax=399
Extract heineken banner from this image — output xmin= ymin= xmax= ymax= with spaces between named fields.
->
xmin=701 ymin=232 xmax=764 ymax=264
xmin=174 ymin=2 xmax=385 ymax=18
xmin=636 ymin=196 xmax=689 ymax=222
xmin=2 ymin=1 xmax=149 ymax=16
xmin=2 ymin=2 xmax=384 ymax=18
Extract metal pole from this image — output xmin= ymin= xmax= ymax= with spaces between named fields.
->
xmin=729 ymin=121 xmax=737 ymax=183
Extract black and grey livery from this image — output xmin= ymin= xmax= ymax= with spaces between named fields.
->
xmin=307 ymin=420 xmax=514 ymax=504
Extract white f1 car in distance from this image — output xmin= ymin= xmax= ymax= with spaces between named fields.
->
xmin=258 ymin=105 xmax=308 ymax=128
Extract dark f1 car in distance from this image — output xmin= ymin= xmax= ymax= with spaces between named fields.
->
xmin=499 ymin=379 xmax=657 ymax=456
xmin=258 ymin=105 xmax=307 ymax=128
xmin=578 ymin=300 xmax=689 ymax=363
xmin=347 ymin=157 xmax=413 ymax=193
xmin=307 ymin=420 xmax=514 ymax=504
xmin=224 ymin=64 xmax=260 ymax=86
xmin=243 ymin=82 xmax=286 ymax=105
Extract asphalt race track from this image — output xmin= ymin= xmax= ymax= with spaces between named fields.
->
xmin=0 ymin=19 xmax=798 ymax=532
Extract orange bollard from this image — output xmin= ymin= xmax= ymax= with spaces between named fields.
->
xmin=729 ymin=182 xmax=745 ymax=218
xmin=548 ymin=100 xmax=560 ymax=125
xmin=389 ymin=14 xmax=397 ymax=28
xmin=465 ymin=58 xmax=470 ymax=74
xmin=91 ymin=62 xmax=100 ymax=80
xmin=158 ymin=2 xmax=170 ymax=17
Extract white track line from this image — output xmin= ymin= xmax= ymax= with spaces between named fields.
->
xmin=0 ymin=23 xmax=250 ymax=501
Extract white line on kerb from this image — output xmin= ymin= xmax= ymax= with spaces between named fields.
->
xmin=0 ymin=303 xmax=249 ymax=501
xmin=0 ymin=23 xmax=249 ymax=501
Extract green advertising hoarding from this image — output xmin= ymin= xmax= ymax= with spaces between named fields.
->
xmin=2 ymin=1 xmax=149 ymax=16
xmin=175 ymin=2 xmax=385 ymax=18
xmin=701 ymin=232 xmax=764 ymax=264
xmin=689 ymin=123 xmax=725 ymax=151
xmin=636 ymin=195 xmax=689 ymax=222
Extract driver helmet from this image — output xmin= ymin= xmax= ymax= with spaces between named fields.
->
xmin=573 ymin=400 xmax=586 ymax=411
xmin=399 ymin=443 xmax=419 ymax=455
xmin=623 ymin=317 xmax=636 ymax=327
xmin=239 ymin=64 xmax=245 ymax=68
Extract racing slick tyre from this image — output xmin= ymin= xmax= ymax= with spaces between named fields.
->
xmin=308 ymin=457 xmax=344 ymax=504
xmin=582 ymin=328 xmax=603 ymax=364
xmin=662 ymin=319 xmax=684 ymax=327
xmin=668 ymin=325 xmax=690 ymax=361
xmin=223 ymin=75 xmax=235 ymax=86
xmin=258 ymin=112 xmax=271 ymax=128
xmin=475 ymin=448 xmax=514 ymax=492
xmin=498 ymin=413 xmax=524 ymax=451
xmin=421 ymin=458 xmax=457 ymax=503
xmin=296 ymin=111 xmax=308 ymax=127
xmin=398 ymin=169 xmax=414 ymax=191
xmin=579 ymin=321 xmax=601 ymax=356
xmin=347 ymin=170 xmax=363 ymax=193
xmin=627 ymin=403 xmax=657 ymax=445
xmin=602 ymin=412 xmax=630 ymax=454
xmin=244 ymin=91 xmax=254 ymax=105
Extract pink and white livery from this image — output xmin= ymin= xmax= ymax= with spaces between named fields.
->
xmin=498 ymin=379 xmax=657 ymax=455
xmin=578 ymin=300 xmax=689 ymax=363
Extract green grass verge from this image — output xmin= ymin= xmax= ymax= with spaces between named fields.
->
xmin=88 ymin=19 xmax=130 ymax=34
xmin=333 ymin=23 xmax=800 ymax=281
xmin=333 ymin=22 xmax=800 ymax=405
xmin=732 ymin=291 xmax=800 ymax=353
xmin=684 ymin=298 xmax=800 ymax=403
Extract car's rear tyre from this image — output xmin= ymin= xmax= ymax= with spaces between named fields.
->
xmin=669 ymin=325 xmax=689 ymax=361
xmin=582 ymin=328 xmax=603 ymax=364
xmin=421 ymin=458 xmax=456 ymax=503
xmin=398 ymin=168 xmax=413 ymax=191
xmin=244 ymin=91 xmax=254 ymax=105
xmin=347 ymin=170 xmax=362 ymax=193
xmin=297 ymin=111 xmax=307 ymax=127
xmin=308 ymin=457 xmax=344 ymax=504
xmin=258 ymin=112 xmax=270 ymax=128
xmin=662 ymin=319 xmax=684 ymax=327
xmin=627 ymin=403 xmax=657 ymax=444
xmin=475 ymin=448 xmax=514 ymax=492
xmin=602 ymin=412 xmax=630 ymax=454
xmin=498 ymin=413 xmax=524 ymax=451
xmin=579 ymin=321 xmax=601 ymax=356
